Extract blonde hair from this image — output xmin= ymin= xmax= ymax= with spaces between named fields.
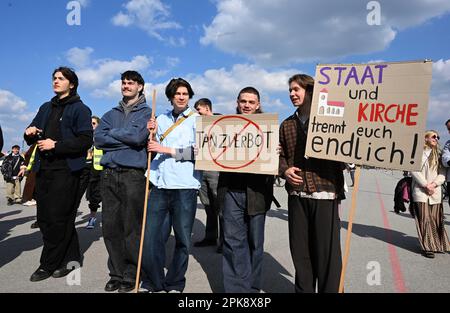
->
xmin=424 ymin=130 xmax=440 ymax=170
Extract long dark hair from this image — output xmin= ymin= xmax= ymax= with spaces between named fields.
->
xmin=53 ymin=67 xmax=79 ymax=96
xmin=288 ymin=74 xmax=314 ymax=108
xmin=165 ymin=78 xmax=194 ymax=101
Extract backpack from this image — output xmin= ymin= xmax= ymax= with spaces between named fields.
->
xmin=393 ymin=176 xmax=412 ymax=214
xmin=1 ymin=156 xmax=14 ymax=182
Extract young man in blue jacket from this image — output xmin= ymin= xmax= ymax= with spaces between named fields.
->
xmin=94 ymin=71 xmax=152 ymax=293
xmin=24 ymin=67 xmax=93 ymax=282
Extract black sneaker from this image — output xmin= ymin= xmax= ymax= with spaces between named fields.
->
xmin=7 ymin=199 xmax=14 ymax=206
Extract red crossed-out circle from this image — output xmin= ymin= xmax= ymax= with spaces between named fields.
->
xmin=207 ymin=115 xmax=265 ymax=170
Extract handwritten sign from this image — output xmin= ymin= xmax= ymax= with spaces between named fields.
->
xmin=305 ymin=60 xmax=432 ymax=171
xmin=195 ymin=114 xmax=279 ymax=175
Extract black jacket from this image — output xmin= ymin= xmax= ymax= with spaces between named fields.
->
xmin=1 ymin=153 xmax=25 ymax=181
xmin=217 ymin=172 xmax=274 ymax=216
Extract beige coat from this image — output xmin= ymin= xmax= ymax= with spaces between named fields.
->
xmin=411 ymin=149 xmax=446 ymax=205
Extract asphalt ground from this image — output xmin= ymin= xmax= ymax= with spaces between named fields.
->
xmin=0 ymin=169 xmax=449 ymax=293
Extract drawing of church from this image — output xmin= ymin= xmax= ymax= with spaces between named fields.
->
xmin=317 ymin=88 xmax=345 ymax=117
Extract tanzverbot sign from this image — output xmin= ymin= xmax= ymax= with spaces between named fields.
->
xmin=305 ymin=60 xmax=432 ymax=171
xmin=195 ymin=114 xmax=279 ymax=175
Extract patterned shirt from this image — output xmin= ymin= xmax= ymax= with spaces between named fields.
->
xmin=279 ymin=112 xmax=344 ymax=197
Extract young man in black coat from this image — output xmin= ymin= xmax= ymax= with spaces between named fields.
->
xmin=24 ymin=67 xmax=92 ymax=282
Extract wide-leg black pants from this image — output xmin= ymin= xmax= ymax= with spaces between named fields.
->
xmin=36 ymin=169 xmax=81 ymax=272
xmin=288 ymin=196 xmax=342 ymax=293
xmin=101 ymin=168 xmax=145 ymax=283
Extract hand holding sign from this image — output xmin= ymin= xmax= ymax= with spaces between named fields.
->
xmin=306 ymin=60 xmax=432 ymax=172
xmin=284 ymin=167 xmax=303 ymax=187
xmin=195 ymin=114 xmax=279 ymax=175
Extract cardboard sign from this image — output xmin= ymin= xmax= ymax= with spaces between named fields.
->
xmin=305 ymin=60 xmax=432 ymax=171
xmin=195 ymin=114 xmax=279 ymax=175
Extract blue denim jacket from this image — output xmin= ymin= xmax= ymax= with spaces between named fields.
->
xmin=95 ymin=101 xmax=152 ymax=169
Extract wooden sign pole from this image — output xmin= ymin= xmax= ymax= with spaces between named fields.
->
xmin=338 ymin=166 xmax=361 ymax=293
xmin=134 ymin=90 xmax=156 ymax=293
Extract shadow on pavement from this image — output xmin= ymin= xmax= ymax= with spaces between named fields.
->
xmin=190 ymin=218 xmax=223 ymax=292
xmin=0 ymin=209 xmax=22 ymax=220
xmin=260 ymin=252 xmax=294 ymax=293
xmin=0 ymin=208 xmax=36 ymax=242
xmin=0 ymin=224 xmax=42 ymax=268
xmin=77 ymin=213 xmax=104 ymax=258
xmin=341 ymin=221 xmax=421 ymax=255
xmin=0 ymin=208 xmax=104 ymax=269
xmin=190 ymin=218 xmax=295 ymax=293
xmin=266 ymin=207 xmax=288 ymax=221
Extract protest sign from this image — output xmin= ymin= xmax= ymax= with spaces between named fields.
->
xmin=195 ymin=114 xmax=279 ymax=175
xmin=305 ymin=60 xmax=432 ymax=171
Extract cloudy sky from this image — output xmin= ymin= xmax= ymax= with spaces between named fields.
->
xmin=0 ymin=0 xmax=449 ymax=152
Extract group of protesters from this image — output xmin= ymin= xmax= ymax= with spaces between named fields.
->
xmin=18 ymin=65 xmax=450 ymax=294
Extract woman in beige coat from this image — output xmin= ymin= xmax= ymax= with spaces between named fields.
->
xmin=411 ymin=130 xmax=449 ymax=258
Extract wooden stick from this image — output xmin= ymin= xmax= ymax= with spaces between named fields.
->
xmin=338 ymin=166 xmax=361 ymax=293
xmin=135 ymin=90 xmax=157 ymax=293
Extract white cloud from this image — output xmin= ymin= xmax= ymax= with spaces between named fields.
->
xmin=187 ymin=64 xmax=298 ymax=114
xmin=66 ymin=47 xmax=94 ymax=68
xmin=90 ymin=63 xmax=299 ymax=115
xmin=77 ymin=0 xmax=90 ymax=8
xmin=112 ymin=12 xmax=133 ymax=27
xmin=0 ymin=90 xmax=35 ymax=152
xmin=112 ymin=0 xmax=183 ymax=45
xmin=77 ymin=55 xmax=152 ymax=89
xmin=201 ymin=0 xmax=450 ymax=65
xmin=166 ymin=57 xmax=180 ymax=68
xmin=0 ymin=90 xmax=27 ymax=114
xmin=428 ymin=59 xmax=450 ymax=138
xmin=150 ymin=56 xmax=181 ymax=78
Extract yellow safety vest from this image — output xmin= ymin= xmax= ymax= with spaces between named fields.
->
xmin=93 ymin=147 xmax=104 ymax=171
xmin=27 ymin=145 xmax=38 ymax=171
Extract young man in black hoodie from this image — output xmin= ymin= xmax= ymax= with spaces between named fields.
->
xmin=24 ymin=67 xmax=93 ymax=282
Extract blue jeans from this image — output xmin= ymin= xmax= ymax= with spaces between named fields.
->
xmin=142 ymin=188 xmax=197 ymax=292
xmin=222 ymin=191 xmax=266 ymax=293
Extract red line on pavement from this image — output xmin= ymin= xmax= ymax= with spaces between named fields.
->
xmin=375 ymin=177 xmax=407 ymax=293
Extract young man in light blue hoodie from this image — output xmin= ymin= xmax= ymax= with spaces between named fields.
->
xmin=94 ymin=71 xmax=152 ymax=293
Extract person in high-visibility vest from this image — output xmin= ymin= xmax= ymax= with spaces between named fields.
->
xmin=85 ymin=116 xmax=103 ymax=228
xmin=73 ymin=116 xmax=103 ymax=230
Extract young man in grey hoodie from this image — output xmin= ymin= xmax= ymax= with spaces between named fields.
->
xmin=94 ymin=71 xmax=152 ymax=293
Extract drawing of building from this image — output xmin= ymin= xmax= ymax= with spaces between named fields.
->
xmin=317 ymin=88 xmax=345 ymax=117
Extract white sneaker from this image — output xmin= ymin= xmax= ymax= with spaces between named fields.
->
xmin=23 ymin=200 xmax=37 ymax=206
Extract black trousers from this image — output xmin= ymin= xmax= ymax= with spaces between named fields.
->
xmin=75 ymin=164 xmax=102 ymax=213
xmin=87 ymin=167 xmax=102 ymax=212
xmin=198 ymin=171 xmax=223 ymax=244
xmin=36 ymin=169 xmax=81 ymax=272
xmin=288 ymin=196 xmax=342 ymax=293
xmin=101 ymin=168 xmax=145 ymax=283
xmin=75 ymin=165 xmax=90 ymax=210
